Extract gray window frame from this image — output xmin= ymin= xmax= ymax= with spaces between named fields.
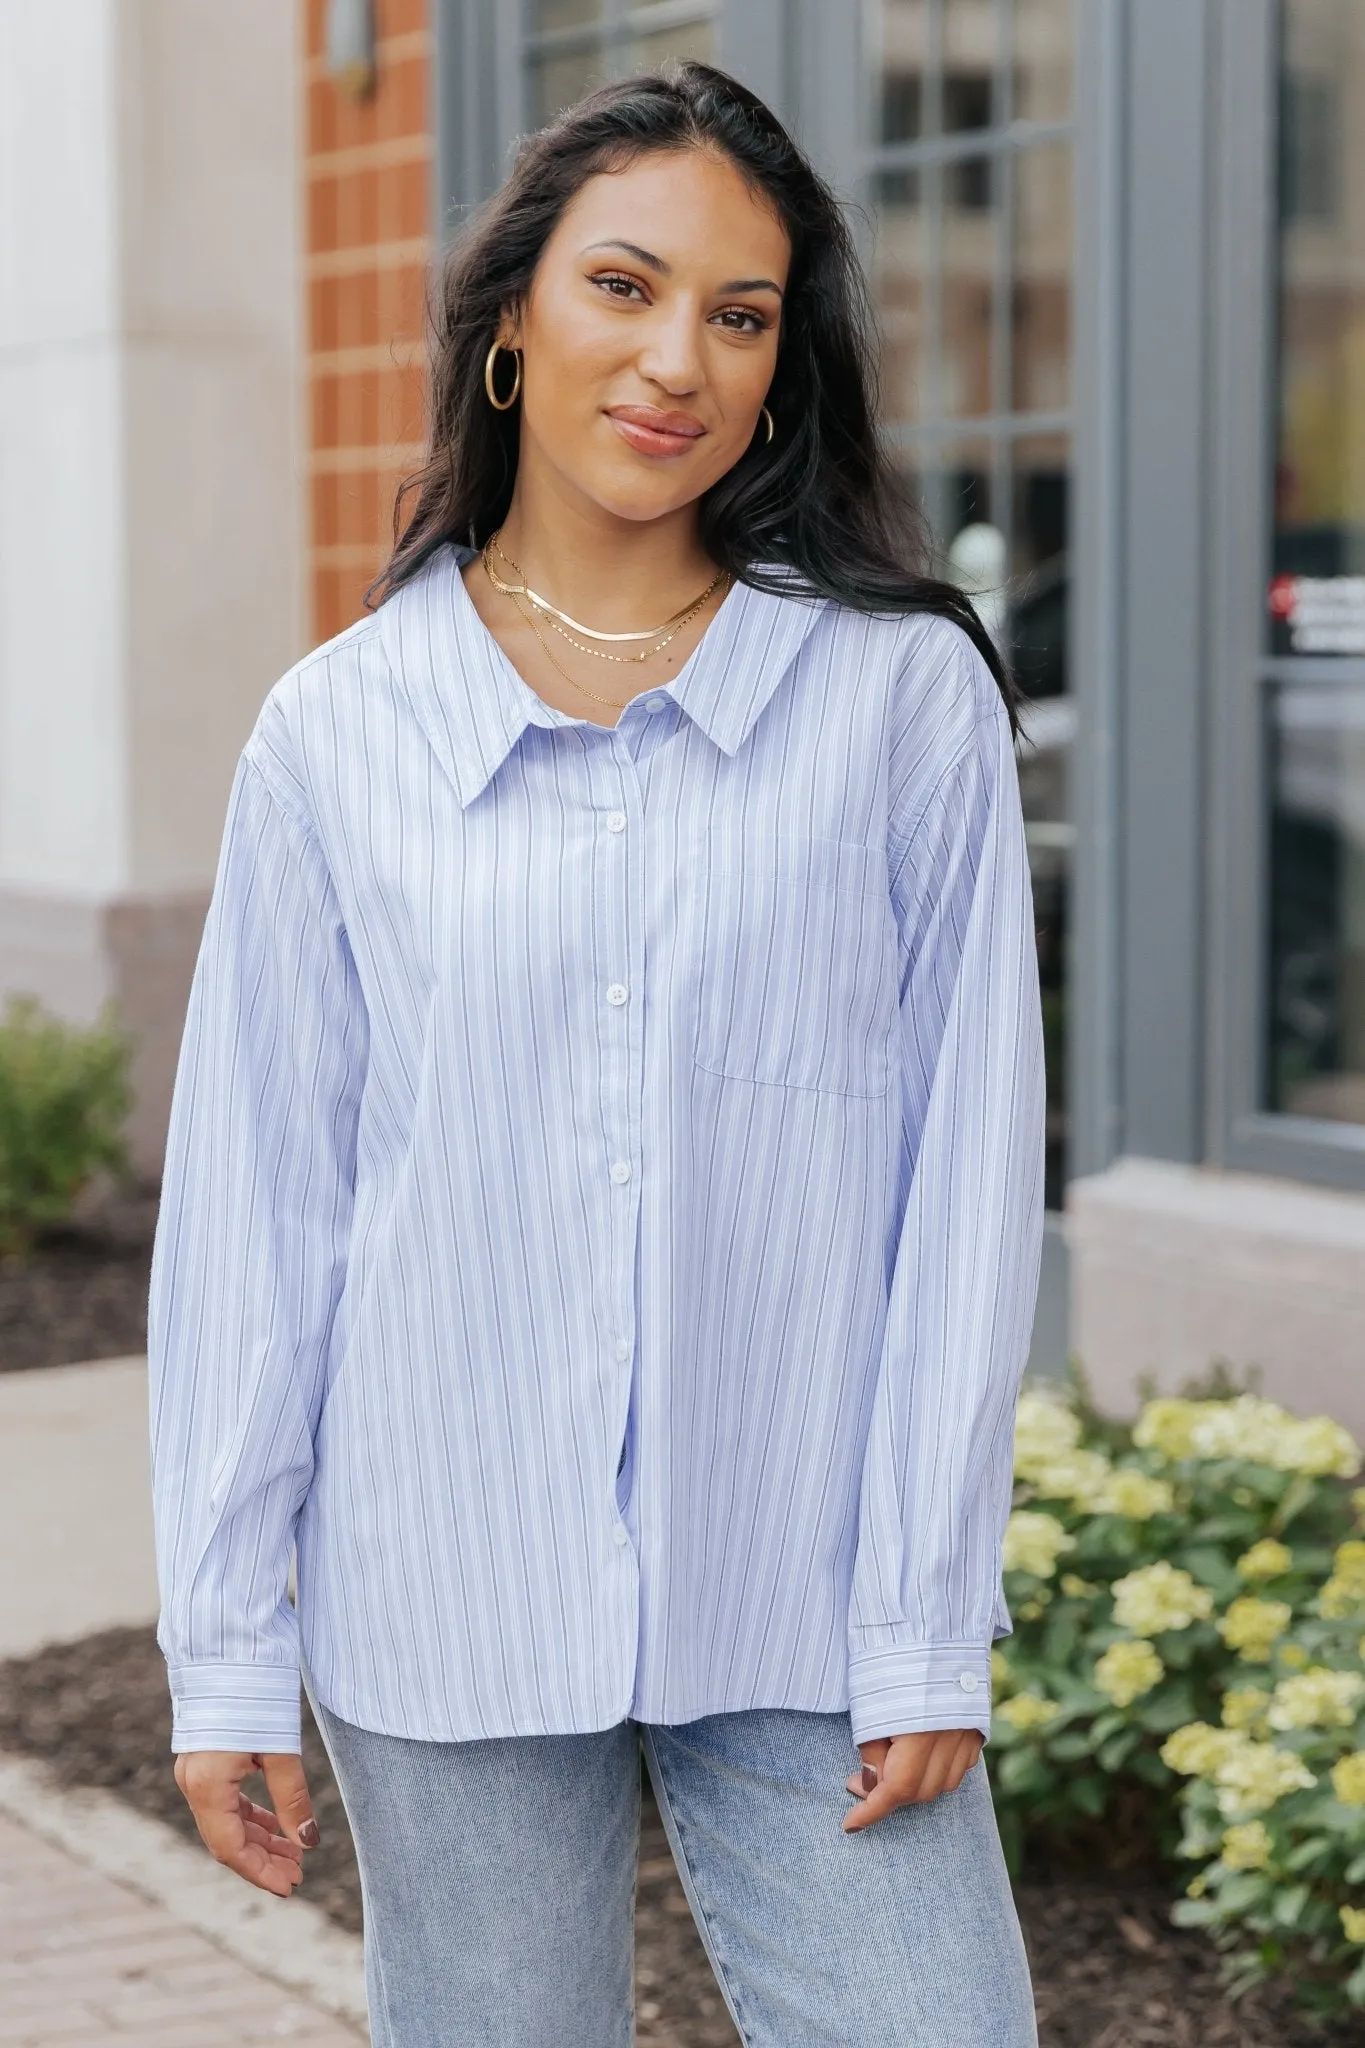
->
xmin=1205 ymin=0 xmax=1365 ymax=1192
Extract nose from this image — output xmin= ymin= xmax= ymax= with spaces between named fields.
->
xmin=634 ymin=296 xmax=704 ymax=396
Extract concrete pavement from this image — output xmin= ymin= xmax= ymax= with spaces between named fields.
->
xmin=0 ymin=1356 xmax=160 ymax=1658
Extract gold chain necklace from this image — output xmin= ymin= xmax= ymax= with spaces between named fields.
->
xmin=484 ymin=532 xmax=727 ymax=654
xmin=506 ymin=588 xmax=638 ymax=709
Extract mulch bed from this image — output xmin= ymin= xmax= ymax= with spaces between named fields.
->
xmin=2 ymin=1627 xmax=1359 ymax=2047
xmin=0 ymin=1180 xmax=158 ymax=1373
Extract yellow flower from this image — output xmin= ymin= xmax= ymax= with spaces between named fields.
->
xmin=1330 ymin=1752 xmax=1365 ymax=1806
xmin=1025 ymin=1448 xmax=1114 ymax=1510
xmin=1093 ymin=1469 xmax=1176 ymax=1521
xmin=1213 ymin=1741 xmax=1316 ymax=1819
xmin=1133 ymin=1393 xmax=1360 ymax=1476
xmin=1267 ymin=1667 xmax=1365 ymax=1731
xmin=1094 ymin=1640 xmax=1164 ymax=1708
xmin=1317 ymin=1540 xmax=1365 ymax=1619
xmin=1279 ymin=1644 xmax=1309 ymax=1671
xmin=1112 ymin=1562 xmax=1215 ymax=1637
xmin=1133 ymin=1397 xmax=1203 ymax=1461
xmin=1002 ymin=1509 xmax=1074 ymax=1578
xmin=1221 ymin=1688 xmax=1270 ymax=1732
xmin=1060 ymin=1573 xmax=1099 ymax=1598
xmin=1276 ymin=1414 xmax=1360 ymax=1478
xmin=1341 ymin=1905 xmax=1365 ymax=1945
xmin=1187 ymin=1394 xmax=1360 ymax=1476
xmin=1219 ymin=1821 xmax=1272 ymax=1871
xmin=1235 ymin=1539 xmax=1293 ymax=1581
xmin=997 ymin=1692 xmax=1058 ymax=1731
xmin=1162 ymin=1723 xmax=1245 ymax=1778
xmin=1018 ymin=1597 xmax=1047 ymax=1620
xmin=1217 ymin=1597 xmax=1293 ymax=1663
xmin=1185 ymin=1873 xmax=1208 ymax=1898
xmin=1013 ymin=1389 xmax=1082 ymax=1478
xmin=990 ymin=1647 xmax=1013 ymax=1692
xmin=1163 ymin=1722 xmax=1314 ymax=1816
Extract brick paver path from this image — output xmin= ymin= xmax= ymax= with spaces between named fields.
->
xmin=0 ymin=1811 xmax=365 ymax=2046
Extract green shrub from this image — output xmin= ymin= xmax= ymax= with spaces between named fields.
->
xmin=0 ymin=993 xmax=135 ymax=1261
xmin=993 ymin=1373 xmax=1365 ymax=2019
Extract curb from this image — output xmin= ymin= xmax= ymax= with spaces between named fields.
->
xmin=0 ymin=1751 xmax=369 ymax=2032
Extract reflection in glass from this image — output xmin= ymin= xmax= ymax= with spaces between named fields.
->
xmin=1014 ymin=0 xmax=1073 ymax=122
xmin=1012 ymin=144 xmax=1072 ymax=412
xmin=628 ymin=19 xmax=716 ymax=73
xmin=531 ymin=0 xmax=603 ymax=28
xmin=944 ymin=0 xmax=1000 ymax=78
xmin=942 ymin=156 xmax=996 ymax=417
xmin=1272 ymin=0 xmax=1365 ymax=647
xmin=1010 ymin=434 xmax=1070 ymax=698
xmin=871 ymin=197 xmax=926 ymax=424
xmin=530 ymin=48 xmax=604 ymax=123
xmin=1266 ymin=685 xmax=1365 ymax=1124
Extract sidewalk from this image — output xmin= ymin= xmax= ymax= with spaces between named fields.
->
xmin=0 ymin=1808 xmax=363 ymax=2046
xmin=0 ymin=1356 xmax=159 ymax=1658
xmin=0 ymin=1356 xmax=370 ymax=2045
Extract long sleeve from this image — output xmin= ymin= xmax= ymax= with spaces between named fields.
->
xmin=845 ymin=670 xmax=1046 ymax=1746
xmin=147 ymin=746 xmax=368 ymax=1754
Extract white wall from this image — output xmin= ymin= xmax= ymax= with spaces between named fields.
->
xmin=0 ymin=0 xmax=304 ymax=902
xmin=0 ymin=1 xmax=305 ymax=1173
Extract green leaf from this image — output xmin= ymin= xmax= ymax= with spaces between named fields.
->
xmin=1045 ymin=1732 xmax=1095 ymax=1762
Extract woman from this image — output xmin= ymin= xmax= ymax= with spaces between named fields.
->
xmin=148 ymin=61 xmax=1045 ymax=2048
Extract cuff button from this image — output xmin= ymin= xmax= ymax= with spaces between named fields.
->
xmin=958 ymin=1670 xmax=980 ymax=1693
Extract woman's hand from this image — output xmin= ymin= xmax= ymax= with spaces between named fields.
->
xmin=841 ymin=1729 xmax=983 ymax=1832
xmin=173 ymin=1750 xmax=321 ymax=1895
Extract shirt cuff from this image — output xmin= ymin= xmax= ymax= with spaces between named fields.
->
xmin=846 ymin=1630 xmax=992 ymax=1744
xmin=168 ymin=1662 xmax=302 ymax=1754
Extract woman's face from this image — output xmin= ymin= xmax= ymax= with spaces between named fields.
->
xmin=503 ymin=147 xmax=791 ymax=527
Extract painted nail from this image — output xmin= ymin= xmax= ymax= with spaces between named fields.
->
xmin=298 ymin=1819 xmax=321 ymax=1848
xmin=861 ymin=1764 xmax=878 ymax=1793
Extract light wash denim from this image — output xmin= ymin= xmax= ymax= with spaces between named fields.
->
xmin=305 ymin=1678 xmax=1037 ymax=2048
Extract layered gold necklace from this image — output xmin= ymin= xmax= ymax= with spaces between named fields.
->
xmin=480 ymin=529 xmax=729 ymax=709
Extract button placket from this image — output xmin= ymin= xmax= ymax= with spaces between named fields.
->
xmin=596 ymin=755 xmax=642 ymax=1560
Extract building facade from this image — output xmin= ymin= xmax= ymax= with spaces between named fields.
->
xmin=307 ymin=0 xmax=1365 ymax=1431
xmin=1 ymin=0 xmax=1360 ymax=1427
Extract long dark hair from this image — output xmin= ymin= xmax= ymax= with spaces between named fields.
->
xmin=367 ymin=61 xmax=1022 ymax=737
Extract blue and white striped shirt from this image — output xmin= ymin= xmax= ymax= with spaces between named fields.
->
xmin=147 ymin=541 xmax=1046 ymax=1755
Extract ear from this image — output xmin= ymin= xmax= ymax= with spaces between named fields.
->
xmin=499 ymin=301 xmax=525 ymax=351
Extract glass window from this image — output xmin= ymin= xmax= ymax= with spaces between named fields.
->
xmin=1263 ymin=1 xmax=1365 ymax=1130
xmin=1266 ymin=685 xmax=1365 ymax=1123
xmin=522 ymin=4 xmax=716 ymax=128
xmin=866 ymin=0 xmax=1076 ymax=1207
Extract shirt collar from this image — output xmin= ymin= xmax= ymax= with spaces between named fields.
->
xmin=376 ymin=540 xmax=829 ymax=811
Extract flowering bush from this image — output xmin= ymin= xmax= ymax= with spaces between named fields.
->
xmin=992 ymin=1377 xmax=1365 ymax=2018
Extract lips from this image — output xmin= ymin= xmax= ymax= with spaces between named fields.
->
xmin=605 ymin=405 xmax=706 ymax=459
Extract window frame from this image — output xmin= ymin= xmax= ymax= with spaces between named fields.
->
xmin=1204 ymin=0 xmax=1365 ymax=1192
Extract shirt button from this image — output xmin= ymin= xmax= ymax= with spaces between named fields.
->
xmin=643 ymin=695 xmax=666 ymax=712
xmin=606 ymin=811 xmax=627 ymax=832
xmin=615 ymin=1337 xmax=630 ymax=1361
xmin=606 ymin=982 xmax=629 ymax=1005
xmin=958 ymin=1671 xmax=980 ymax=1694
xmin=612 ymin=1525 xmax=628 ymax=1546
xmin=610 ymin=1160 xmax=632 ymax=1183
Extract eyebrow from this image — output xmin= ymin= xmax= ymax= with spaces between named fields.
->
xmin=581 ymin=239 xmax=785 ymax=298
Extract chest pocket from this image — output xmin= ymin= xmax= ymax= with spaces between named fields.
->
xmin=692 ymin=833 xmax=897 ymax=1098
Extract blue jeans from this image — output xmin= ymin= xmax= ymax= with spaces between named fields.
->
xmin=306 ymin=1688 xmax=1038 ymax=2047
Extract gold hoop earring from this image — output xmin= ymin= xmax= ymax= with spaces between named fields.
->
xmin=759 ymin=405 xmax=774 ymax=445
xmin=484 ymin=340 xmax=522 ymax=411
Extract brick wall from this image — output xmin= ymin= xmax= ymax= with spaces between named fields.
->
xmin=305 ymin=0 xmax=433 ymax=645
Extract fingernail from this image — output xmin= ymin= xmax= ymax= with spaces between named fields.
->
xmin=861 ymin=1764 xmax=878 ymax=1793
xmin=298 ymin=1819 xmax=321 ymax=1848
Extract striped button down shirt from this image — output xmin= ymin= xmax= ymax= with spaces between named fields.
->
xmin=147 ymin=541 xmax=1046 ymax=1756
